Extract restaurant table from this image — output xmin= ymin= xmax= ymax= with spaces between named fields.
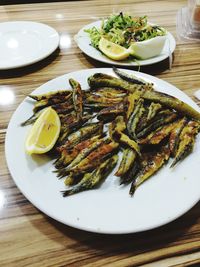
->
xmin=0 ymin=1 xmax=200 ymax=266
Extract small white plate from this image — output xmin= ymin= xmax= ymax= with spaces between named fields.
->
xmin=0 ymin=21 xmax=59 ymax=70
xmin=5 ymin=68 xmax=200 ymax=234
xmin=75 ymin=20 xmax=176 ymax=66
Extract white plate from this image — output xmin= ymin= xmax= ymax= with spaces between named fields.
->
xmin=75 ymin=21 xmax=176 ymax=66
xmin=0 ymin=21 xmax=59 ymax=70
xmin=5 ymin=68 xmax=200 ymax=234
xmin=74 ymin=20 xmax=176 ymax=66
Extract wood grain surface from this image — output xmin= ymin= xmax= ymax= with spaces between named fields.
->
xmin=0 ymin=1 xmax=200 ymax=266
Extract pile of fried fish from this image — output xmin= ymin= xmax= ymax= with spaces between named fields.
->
xmin=22 ymin=68 xmax=200 ymax=197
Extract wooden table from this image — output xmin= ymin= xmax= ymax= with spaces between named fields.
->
xmin=0 ymin=1 xmax=200 ymax=266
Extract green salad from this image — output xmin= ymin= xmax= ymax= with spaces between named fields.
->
xmin=85 ymin=12 xmax=166 ymax=49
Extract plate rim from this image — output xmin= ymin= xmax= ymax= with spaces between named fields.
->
xmin=5 ymin=68 xmax=200 ymax=234
xmin=0 ymin=20 xmax=59 ymax=70
xmin=75 ymin=20 xmax=176 ymax=66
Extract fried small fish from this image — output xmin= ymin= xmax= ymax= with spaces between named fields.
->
xmin=130 ymin=146 xmax=170 ymax=196
xmin=62 ymin=155 xmax=118 ymax=196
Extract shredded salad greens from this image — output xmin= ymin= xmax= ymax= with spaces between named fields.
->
xmin=85 ymin=12 xmax=166 ymax=49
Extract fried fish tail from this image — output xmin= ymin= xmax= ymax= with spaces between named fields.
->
xmin=115 ymin=148 xmax=136 ymax=177
xmin=120 ymin=160 xmax=139 ymax=184
xmin=170 ymin=141 xmax=194 ymax=168
xmin=64 ymin=172 xmax=83 ymax=186
xmin=62 ymin=155 xmax=118 ymax=196
xmin=20 ymin=112 xmax=39 ymax=126
xmin=69 ymin=78 xmax=83 ymax=120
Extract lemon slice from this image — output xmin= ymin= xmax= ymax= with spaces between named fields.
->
xmin=128 ymin=35 xmax=166 ymax=60
xmin=99 ymin=37 xmax=130 ymax=61
xmin=25 ymin=107 xmax=61 ymax=155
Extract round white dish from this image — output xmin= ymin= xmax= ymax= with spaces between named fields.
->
xmin=75 ymin=20 xmax=176 ymax=66
xmin=5 ymin=68 xmax=200 ymax=234
xmin=0 ymin=21 xmax=59 ymax=70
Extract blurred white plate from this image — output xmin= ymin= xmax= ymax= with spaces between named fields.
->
xmin=75 ymin=20 xmax=176 ymax=66
xmin=5 ymin=68 xmax=200 ymax=234
xmin=0 ymin=21 xmax=59 ymax=69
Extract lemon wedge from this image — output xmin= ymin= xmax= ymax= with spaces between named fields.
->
xmin=128 ymin=35 xmax=166 ymax=60
xmin=99 ymin=37 xmax=130 ymax=61
xmin=25 ymin=107 xmax=61 ymax=155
